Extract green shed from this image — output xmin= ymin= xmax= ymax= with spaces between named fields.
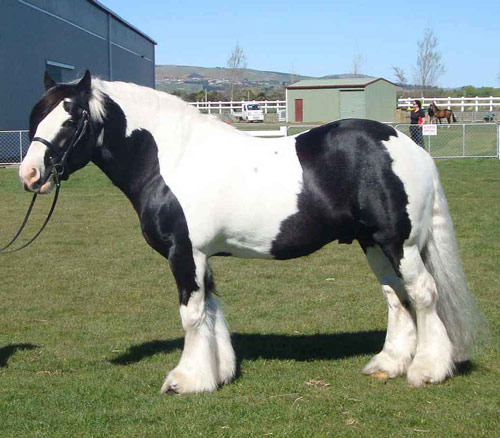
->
xmin=286 ymin=78 xmax=398 ymax=123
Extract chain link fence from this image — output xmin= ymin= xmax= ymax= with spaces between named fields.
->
xmin=394 ymin=123 xmax=499 ymax=158
xmin=1 ymin=124 xmax=499 ymax=164
xmin=0 ymin=131 xmax=30 ymax=165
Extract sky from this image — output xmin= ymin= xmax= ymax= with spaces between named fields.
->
xmin=102 ymin=0 xmax=499 ymax=88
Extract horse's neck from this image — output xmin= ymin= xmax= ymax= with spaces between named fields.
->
xmin=90 ymin=81 xmax=232 ymax=209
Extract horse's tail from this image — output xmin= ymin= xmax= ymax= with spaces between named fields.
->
xmin=451 ymin=111 xmax=457 ymax=123
xmin=420 ymin=170 xmax=488 ymax=363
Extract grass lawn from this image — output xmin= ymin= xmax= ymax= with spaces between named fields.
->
xmin=1 ymin=159 xmax=499 ymax=437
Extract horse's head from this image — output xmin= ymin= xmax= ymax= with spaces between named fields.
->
xmin=20 ymin=70 xmax=99 ymax=193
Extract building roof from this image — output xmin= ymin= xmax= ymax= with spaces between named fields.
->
xmin=89 ymin=0 xmax=157 ymax=44
xmin=286 ymin=77 xmax=396 ymax=89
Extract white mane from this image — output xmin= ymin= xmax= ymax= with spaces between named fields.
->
xmin=88 ymin=77 xmax=259 ymax=176
xmin=89 ymin=78 xmax=233 ymax=136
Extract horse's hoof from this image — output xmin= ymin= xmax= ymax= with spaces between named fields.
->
xmin=362 ymin=351 xmax=410 ymax=378
xmin=370 ymin=371 xmax=390 ymax=381
xmin=164 ymin=386 xmax=179 ymax=395
xmin=407 ymin=353 xmax=453 ymax=386
xmin=160 ymin=368 xmax=218 ymax=394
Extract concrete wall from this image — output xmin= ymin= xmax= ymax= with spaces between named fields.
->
xmin=0 ymin=0 xmax=155 ymax=130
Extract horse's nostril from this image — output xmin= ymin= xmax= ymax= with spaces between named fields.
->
xmin=26 ymin=168 xmax=41 ymax=187
xmin=28 ymin=168 xmax=38 ymax=179
xmin=30 ymin=167 xmax=40 ymax=181
xmin=20 ymin=166 xmax=42 ymax=192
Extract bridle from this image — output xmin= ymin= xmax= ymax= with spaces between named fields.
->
xmin=33 ymin=106 xmax=90 ymax=181
xmin=0 ymin=107 xmax=90 ymax=254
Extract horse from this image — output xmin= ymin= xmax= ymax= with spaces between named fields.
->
xmin=428 ymin=101 xmax=457 ymax=124
xmin=19 ymin=71 xmax=486 ymax=394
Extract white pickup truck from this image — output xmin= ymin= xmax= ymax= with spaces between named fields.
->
xmin=232 ymin=102 xmax=264 ymax=122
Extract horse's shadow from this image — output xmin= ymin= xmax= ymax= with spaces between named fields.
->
xmin=0 ymin=343 xmax=38 ymax=368
xmin=109 ymin=330 xmax=386 ymax=366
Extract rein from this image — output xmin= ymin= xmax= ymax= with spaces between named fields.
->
xmin=0 ymin=109 xmax=89 ymax=254
xmin=0 ymin=174 xmax=60 ymax=254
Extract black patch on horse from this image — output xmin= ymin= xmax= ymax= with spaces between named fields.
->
xmin=88 ymin=95 xmax=198 ymax=306
xmin=270 ymin=119 xmax=411 ymax=275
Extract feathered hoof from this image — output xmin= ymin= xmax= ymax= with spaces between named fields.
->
xmin=369 ymin=371 xmax=390 ymax=381
xmin=362 ymin=351 xmax=411 ymax=379
xmin=160 ymin=367 xmax=218 ymax=395
xmin=407 ymin=354 xmax=454 ymax=386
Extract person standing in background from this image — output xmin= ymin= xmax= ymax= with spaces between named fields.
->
xmin=409 ymin=100 xmax=425 ymax=148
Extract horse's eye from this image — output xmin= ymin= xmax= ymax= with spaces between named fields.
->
xmin=63 ymin=119 xmax=76 ymax=128
xmin=63 ymin=100 xmax=74 ymax=113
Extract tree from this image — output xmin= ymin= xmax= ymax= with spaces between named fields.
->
xmin=351 ymin=53 xmax=365 ymax=76
xmin=392 ymin=66 xmax=407 ymax=86
xmin=226 ymin=43 xmax=247 ymax=101
xmin=414 ymin=28 xmax=445 ymax=91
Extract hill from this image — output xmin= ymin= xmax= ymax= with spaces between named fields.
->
xmin=154 ymin=65 xmax=377 ymax=100
xmin=155 ymin=65 xmax=312 ymax=86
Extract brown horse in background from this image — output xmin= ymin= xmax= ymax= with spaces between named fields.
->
xmin=428 ymin=102 xmax=457 ymax=124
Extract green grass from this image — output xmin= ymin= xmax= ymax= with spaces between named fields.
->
xmin=1 ymin=160 xmax=499 ymax=437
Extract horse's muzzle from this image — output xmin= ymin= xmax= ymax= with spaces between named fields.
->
xmin=20 ymin=165 xmax=53 ymax=194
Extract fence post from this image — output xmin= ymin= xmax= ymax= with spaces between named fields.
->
xmin=463 ymin=124 xmax=466 ymax=157
xmin=19 ymin=131 xmax=23 ymax=163
xmin=427 ymin=129 xmax=431 ymax=155
xmin=497 ymin=124 xmax=500 ymax=160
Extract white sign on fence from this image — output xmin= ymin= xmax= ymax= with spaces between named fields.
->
xmin=422 ymin=125 xmax=437 ymax=136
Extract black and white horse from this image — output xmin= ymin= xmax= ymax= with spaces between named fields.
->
xmin=20 ymin=71 xmax=485 ymax=394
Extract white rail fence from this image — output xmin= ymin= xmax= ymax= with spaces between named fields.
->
xmin=190 ymin=97 xmax=499 ymax=114
xmin=398 ymin=97 xmax=500 ymax=112
xmin=187 ymin=100 xmax=286 ymax=114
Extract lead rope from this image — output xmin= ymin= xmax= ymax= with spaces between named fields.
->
xmin=0 ymin=171 xmax=61 ymax=254
xmin=1 ymin=108 xmax=89 ymax=254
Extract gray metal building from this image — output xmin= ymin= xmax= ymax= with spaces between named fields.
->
xmin=286 ymin=78 xmax=398 ymax=123
xmin=0 ymin=0 xmax=157 ymax=130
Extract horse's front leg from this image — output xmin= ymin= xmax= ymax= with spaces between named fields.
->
xmin=161 ymin=249 xmax=236 ymax=394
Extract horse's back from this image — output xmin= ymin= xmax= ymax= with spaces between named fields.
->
xmin=270 ymin=119 xmax=435 ymax=259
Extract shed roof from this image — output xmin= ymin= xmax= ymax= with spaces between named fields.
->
xmin=286 ymin=77 xmax=396 ymax=89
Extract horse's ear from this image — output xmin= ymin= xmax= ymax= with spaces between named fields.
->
xmin=44 ymin=72 xmax=56 ymax=91
xmin=76 ymin=70 xmax=92 ymax=94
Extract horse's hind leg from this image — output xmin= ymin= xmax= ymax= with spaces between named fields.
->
xmin=400 ymin=245 xmax=454 ymax=385
xmin=363 ymin=245 xmax=417 ymax=379
xmin=161 ymin=250 xmax=236 ymax=394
